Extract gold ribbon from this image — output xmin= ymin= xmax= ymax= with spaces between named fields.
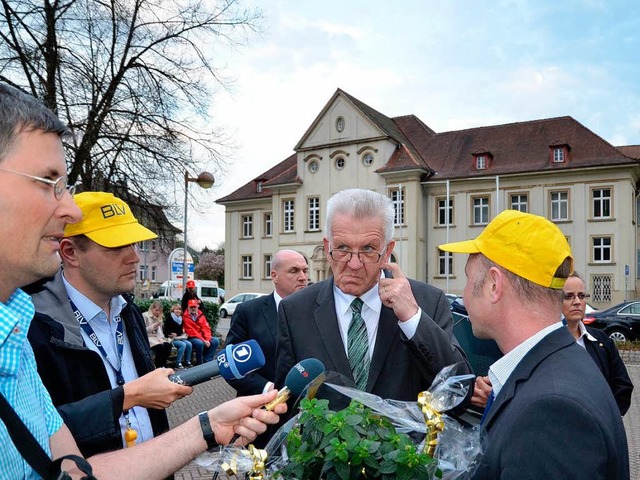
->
xmin=417 ymin=391 xmax=445 ymax=456
xmin=220 ymin=444 xmax=268 ymax=479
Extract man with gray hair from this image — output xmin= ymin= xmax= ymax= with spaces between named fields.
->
xmin=275 ymin=188 xmax=469 ymax=409
xmin=0 ymin=82 xmax=286 ymax=479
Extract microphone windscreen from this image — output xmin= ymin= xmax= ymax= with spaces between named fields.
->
xmin=285 ymin=358 xmax=326 ymax=397
xmin=218 ymin=339 xmax=266 ymax=380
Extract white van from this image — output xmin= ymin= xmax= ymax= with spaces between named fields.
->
xmin=153 ymin=280 xmax=221 ymax=304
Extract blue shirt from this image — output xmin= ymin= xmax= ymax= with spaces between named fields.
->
xmin=0 ymin=289 xmax=63 ymax=479
xmin=62 ymin=274 xmax=154 ymax=446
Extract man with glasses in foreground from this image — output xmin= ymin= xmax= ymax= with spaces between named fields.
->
xmin=275 ymin=188 xmax=469 ymax=410
xmin=0 ymin=83 xmax=286 ymax=479
xmin=562 ymin=272 xmax=633 ymax=415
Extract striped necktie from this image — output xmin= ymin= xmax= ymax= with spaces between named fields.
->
xmin=348 ymin=297 xmax=370 ymax=390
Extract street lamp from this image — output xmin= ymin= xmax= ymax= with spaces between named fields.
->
xmin=183 ymin=170 xmax=215 ymax=293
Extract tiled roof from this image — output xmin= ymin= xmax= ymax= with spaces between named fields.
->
xmin=218 ymin=90 xmax=639 ymax=204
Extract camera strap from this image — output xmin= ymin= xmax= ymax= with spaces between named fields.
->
xmin=0 ymin=392 xmax=97 ymax=479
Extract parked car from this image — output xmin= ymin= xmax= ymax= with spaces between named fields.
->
xmin=219 ymin=292 xmax=267 ymax=318
xmin=583 ymin=300 xmax=640 ymax=342
xmin=448 ymin=296 xmax=503 ymax=376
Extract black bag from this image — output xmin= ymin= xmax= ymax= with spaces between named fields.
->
xmin=0 ymin=392 xmax=97 ymax=479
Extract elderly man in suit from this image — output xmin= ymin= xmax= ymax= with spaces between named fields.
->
xmin=275 ymin=188 xmax=470 ymax=409
xmin=226 ymin=249 xmax=309 ymax=397
xmin=439 ymin=210 xmax=629 ymax=479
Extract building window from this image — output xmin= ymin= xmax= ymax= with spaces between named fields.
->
xmin=437 ymin=198 xmax=453 ymax=226
xmin=241 ymin=255 xmax=253 ymax=279
xmin=389 ymin=187 xmax=405 ymax=226
xmin=592 ymin=188 xmax=612 ymax=219
xmin=256 ymin=181 xmax=263 ymax=193
xmin=593 ymin=236 xmax=612 ymax=263
xmin=362 ymin=153 xmax=374 ymax=166
xmin=308 ymin=197 xmax=320 ymax=231
xmin=510 ymin=193 xmax=528 ymax=213
xmin=283 ymin=199 xmax=295 ymax=233
xmin=472 ymin=196 xmax=489 ymax=225
xmin=553 ymin=147 xmax=565 ymax=163
xmin=263 ymin=212 xmax=273 ymax=237
xmin=550 ymin=191 xmax=569 ymax=221
xmin=139 ymin=241 xmax=149 ymax=252
xmin=592 ymin=275 xmax=612 ymax=303
xmin=336 ymin=116 xmax=345 ymax=132
xmin=264 ymin=254 xmax=272 ymax=279
xmin=438 ymin=249 xmax=453 ymax=277
xmin=241 ymin=214 xmax=253 ymax=238
xmin=475 ymin=156 xmax=486 ymax=170
xmin=308 ymin=160 xmax=319 ymax=173
xmin=335 ymin=157 xmax=345 ymax=170
xmin=139 ymin=265 xmax=147 ymax=281
xmin=151 ymin=266 xmax=157 ymax=282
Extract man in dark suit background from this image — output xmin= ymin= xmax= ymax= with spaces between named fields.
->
xmin=226 ymin=249 xmax=309 ymax=396
xmin=275 ymin=188 xmax=470 ymax=409
xmin=439 ymin=210 xmax=629 ymax=479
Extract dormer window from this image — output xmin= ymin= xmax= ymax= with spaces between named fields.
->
xmin=476 ymin=156 xmax=486 ymax=170
xmin=256 ymin=181 xmax=263 ymax=193
xmin=549 ymin=143 xmax=570 ymax=164
xmin=472 ymin=150 xmax=492 ymax=171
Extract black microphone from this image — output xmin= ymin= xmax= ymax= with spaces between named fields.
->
xmin=168 ymin=340 xmax=265 ymax=386
xmin=227 ymin=358 xmax=326 ymax=445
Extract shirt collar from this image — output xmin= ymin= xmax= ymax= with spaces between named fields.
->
xmin=62 ymin=272 xmax=127 ymax=322
xmin=577 ymin=321 xmax=598 ymax=343
xmin=489 ymin=322 xmax=564 ymax=398
xmin=273 ymin=290 xmax=283 ymax=310
xmin=334 ymin=282 xmax=382 ymax=316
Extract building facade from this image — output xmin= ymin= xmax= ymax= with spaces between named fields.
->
xmin=217 ymin=89 xmax=640 ymax=308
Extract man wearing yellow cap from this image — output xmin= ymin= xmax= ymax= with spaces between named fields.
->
xmin=27 ymin=192 xmax=193 ymax=457
xmin=439 ymin=210 xmax=629 ymax=479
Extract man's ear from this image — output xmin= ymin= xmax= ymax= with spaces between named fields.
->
xmin=58 ymin=238 xmax=80 ymax=266
xmin=487 ymin=267 xmax=505 ymax=304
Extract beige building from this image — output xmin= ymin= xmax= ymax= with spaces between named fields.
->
xmin=217 ymin=89 xmax=640 ymax=308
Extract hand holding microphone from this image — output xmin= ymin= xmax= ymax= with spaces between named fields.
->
xmin=168 ymin=340 xmax=265 ymax=386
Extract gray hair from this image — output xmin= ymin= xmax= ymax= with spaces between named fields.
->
xmin=324 ymin=189 xmax=395 ymax=244
xmin=0 ymin=83 xmax=68 ymax=163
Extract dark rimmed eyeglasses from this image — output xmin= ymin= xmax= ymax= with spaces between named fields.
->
xmin=0 ymin=167 xmax=76 ymax=200
xmin=329 ymin=248 xmax=384 ymax=264
xmin=563 ymin=292 xmax=590 ymax=301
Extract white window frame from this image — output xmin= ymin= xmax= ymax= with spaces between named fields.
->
xmin=550 ymin=191 xmax=569 ymax=221
xmin=241 ymin=214 xmax=253 ymax=238
xmin=241 ymin=255 xmax=253 ymax=279
xmin=510 ymin=193 xmax=528 ymax=213
xmin=264 ymin=254 xmax=272 ymax=279
xmin=283 ymin=199 xmax=295 ymax=233
xmin=437 ymin=197 xmax=453 ymax=226
xmin=553 ymin=147 xmax=565 ymax=163
xmin=592 ymin=236 xmax=612 ymax=263
xmin=472 ymin=196 xmax=490 ymax=225
xmin=438 ymin=249 xmax=453 ymax=277
xmin=264 ymin=212 xmax=273 ymax=237
xmin=150 ymin=266 xmax=157 ymax=282
xmin=475 ymin=156 xmax=486 ymax=170
xmin=308 ymin=197 xmax=320 ymax=231
xmin=389 ymin=187 xmax=405 ymax=226
xmin=592 ymin=187 xmax=612 ymax=219
xmin=139 ymin=265 xmax=147 ymax=281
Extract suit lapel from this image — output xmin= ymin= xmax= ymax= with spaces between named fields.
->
xmin=367 ymin=305 xmax=399 ymax=390
xmin=261 ymin=294 xmax=278 ymax=344
xmin=484 ymin=327 xmax=575 ymax=428
xmin=314 ymin=279 xmax=353 ymax=378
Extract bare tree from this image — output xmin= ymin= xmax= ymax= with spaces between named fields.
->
xmin=194 ymin=251 xmax=224 ymax=284
xmin=0 ymin=0 xmax=261 ymax=232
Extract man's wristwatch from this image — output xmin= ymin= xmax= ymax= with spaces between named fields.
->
xmin=198 ymin=411 xmax=217 ymax=450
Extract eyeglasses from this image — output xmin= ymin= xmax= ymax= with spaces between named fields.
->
xmin=0 ymin=167 xmax=76 ymax=200
xmin=329 ymin=248 xmax=384 ymax=264
xmin=563 ymin=292 xmax=590 ymax=301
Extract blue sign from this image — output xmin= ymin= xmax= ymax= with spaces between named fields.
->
xmin=171 ymin=261 xmax=194 ymax=273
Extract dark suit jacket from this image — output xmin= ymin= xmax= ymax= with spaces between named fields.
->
xmin=226 ymin=293 xmax=278 ymax=396
xmin=475 ymin=327 xmax=629 ymax=479
xmin=584 ymin=326 xmax=634 ymax=415
xmin=276 ymin=278 xmax=471 ymax=409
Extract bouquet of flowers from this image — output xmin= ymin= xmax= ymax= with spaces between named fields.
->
xmin=200 ymin=363 xmax=484 ymax=480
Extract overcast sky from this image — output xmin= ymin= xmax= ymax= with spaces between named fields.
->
xmin=187 ymin=0 xmax=640 ymax=250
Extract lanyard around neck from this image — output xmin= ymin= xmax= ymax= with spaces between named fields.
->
xmin=70 ymin=298 xmax=126 ymax=386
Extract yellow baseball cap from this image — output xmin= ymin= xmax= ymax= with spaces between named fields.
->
xmin=64 ymin=192 xmax=157 ymax=248
xmin=439 ymin=210 xmax=573 ymax=289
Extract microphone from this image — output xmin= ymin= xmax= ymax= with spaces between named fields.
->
xmin=226 ymin=358 xmax=326 ymax=445
xmin=168 ymin=340 xmax=265 ymax=386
